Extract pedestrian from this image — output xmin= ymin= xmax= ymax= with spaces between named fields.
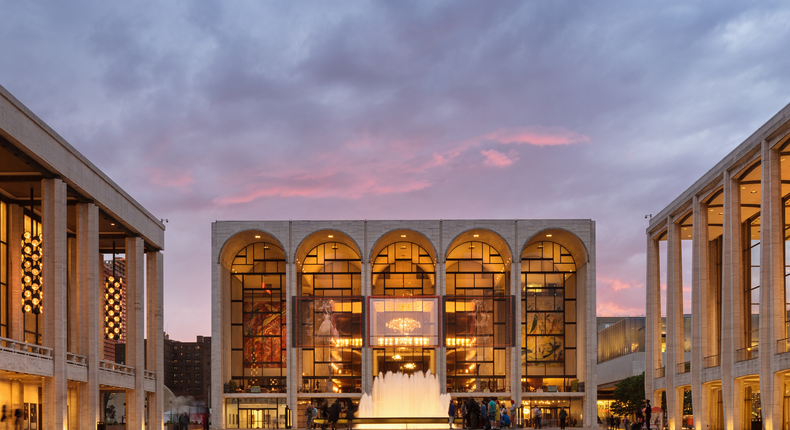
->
xmin=461 ymin=399 xmax=468 ymax=429
xmin=306 ymin=402 xmax=314 ymax=430
xmin=15 ymin=409 xmax=23 ymax=430
xmin=509 ymin=401 xmax=518 ymax=428
xmin=481 ymin=399 xmax=489 ymax=429
xmin=312 ymin=403 xmax=319 ymax=429
xmin=635 ymin=406 xmax=644 ymax=430
xmin=501 ymin=409 xmax=511 ymax=429
xmin=329 ymin=399 xmax=341 ymax=430
xmin=559 ymin=407 xmax=567 ymax=430
xmin=179 ymin=412 xmax=189 ymax=430
xmin=449 ymin=400 xmax=456 ymax=429
xmin=469 ymin=399 xmax=479 ymax=430
xmin=644 ymin=400 xmax=652 ymax=430
xmin=488 ymin=398 xmax=497 ymax=429
xmin=345 ymin=400 xmax=355 ymax=430
xmin=623 ymin=417 xmax=630 ymax=430
xmin=321 ymin=401 xmax=330 ymax=430
xmin=533 ymin=406 xmax=542 ymax=429
xmin=493 ymin=402 xmax=500 ymax=430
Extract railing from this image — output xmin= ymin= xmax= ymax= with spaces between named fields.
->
xmin=676 ymin=361 xmax=690 ymax=374
xmin=777 ymin=338 xmax=790 ymax=354
xmin=144 ymin=370 xmax=156 ymax=380
xmin=655 ymin=366 xmax=666 ymax=378
xmin=703 ymin=354 xmax=721 ymax=368
xmin=0 ymin=336 xmax=53 ymax=359
xmin=99 ymin=360 xmax=135 ymax=376
xmin=66 ymin=352 xmax=87 ymax=367
xmin=736 ymin=345 xmax=759 ymax=362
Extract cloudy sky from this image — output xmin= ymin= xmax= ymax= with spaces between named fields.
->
xmin=2 ymin=1 xmax=789 ymax=341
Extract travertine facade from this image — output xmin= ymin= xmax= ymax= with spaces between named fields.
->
xmin=212 ymin=219 xmax=597 ymax=429
xmin=0 ymin=84 xmax=166 ymax=429
xmin=646 ymin=102 xmax=790 ymax=430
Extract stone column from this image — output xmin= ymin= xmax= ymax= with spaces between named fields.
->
xmin=761 ymin=141 xmax=783 ymax=430
xmin=666 ymin=216 xmax=683 ymax=430
xmin=691 ymin=196 xmax=709 ymax=430
xmin=125 ymin=236 xmax=145 ymax=430
xmin=147 ymin=251 xmax=164 ymax=430
xmin=436 ymin=255 xmax=447 ymax=393
xmin=77 ymin=203 xmax=100 ymax=430
xmin=210 ymin=224 xmax=224 ymax=429
xmin=42 ymin=178 xmax=68 ymax=430
xmin=67 ymin=237 xmax=78 ymax=353
xmin=722 ymin=170 xmax=741 ymax=430
xmin=586 ymin=223 xmax=598 ymax=429
xmin=645 ymin=231 xmax=661 ymax=408
xmin=361 ymin=248 xmax=372 ymax=394
xmin=8 ymin=203 xmax=24 ymax=342
xmin=286 ymin=256 xmax=298 ymax=422
xmin=512 ymin=256 xmax=522 ymax=405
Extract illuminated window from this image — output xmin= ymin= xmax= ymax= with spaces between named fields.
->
xmin=445 ymin=240 xmax=511 ymax=393
xmin=229 ymin=242 xmax=287 ymax=393
xmin=299 ymin=241 xmax=362 ymax=394
xmin=521 ymin=241 xmax=577 ymax=393
xmin=0 ymin=201 xmax=7 ymax=337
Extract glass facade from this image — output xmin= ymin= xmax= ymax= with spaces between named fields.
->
xmin=225 ymin=397 xmax=288 ymax=429
xmin=300 ymin=241 xmax=362 ymax=394
xmin=230 ymin=242 xmax=287 ymax=393
xmin=597 ymin=317 xmax=645 ymax=364
xmin=372 ymin=241 xmax=437 ymax=376
xmin=445 ymin=241 xmax=510 ymax=393
xmin=741 ymin=163 xmax=761 ymax=350
xmin=521 ymin=241 xmax=576 ymax=393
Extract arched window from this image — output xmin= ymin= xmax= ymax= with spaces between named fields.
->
xmin=371 ymin=241 xmax=436 ymax=375
xmin=300 ymin=241 xmax=362 ymax=394
xmin=445 ymin=241 xmax=509 ymax=393
xmin=521 ymin=241 xmax=577 ymax=393
xmin=229 ymin=242 xmax=287 ymax=392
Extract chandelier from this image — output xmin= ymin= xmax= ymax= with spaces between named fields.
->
xmin=21 ymin=230 xmax=43 ymax=315
xmin=386 ymin=317 xmax=421 ymax=334
xmin=104 ymin=243 xmax=124 ymax=340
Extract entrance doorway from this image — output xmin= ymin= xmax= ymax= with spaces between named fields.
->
xmin=240 ymin=408 xmax=278 ymax=429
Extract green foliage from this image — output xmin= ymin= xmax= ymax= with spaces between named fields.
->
xmin=610 ymin=372 xmax=646 ymax=417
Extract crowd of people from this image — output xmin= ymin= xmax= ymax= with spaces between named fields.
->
xmin=304 ymin=399 xmax=356 ymax=430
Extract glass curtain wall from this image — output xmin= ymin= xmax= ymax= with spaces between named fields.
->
xmin=780 ymin=145 xmax=790 ymax=343
xmin=230 ymin=242 xmax=287 ymax=392
xmin=597 ymin=318 xmax=645 ymax=364
xmin=740 ymin=164 xmax=761 ymax=357
xmin=521 ymin=241 xmax=577 ymax=392
xmin=0 ymin=200 xmax=6 ymax=337
xmin=371 ymin=241 xmax=436 ymax=375
xmin=300 ymin=242 xmax=362 ymax=393
xmin=445 ymin=241 xmax=510 ymax=393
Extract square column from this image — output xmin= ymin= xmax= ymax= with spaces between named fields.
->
xmin=146 ymin=251 xmax=164 ymax=430
xmin=42 ymin=178 xmax=68 ymax=430
xmin=361 ymin=255 xmax=373 ymax=394
xmin=125 ymin=236 xmax=146 ymax=430
xmin=761 ymin=141 xmax=783 ymax=430
xmin=286 ymin=258 xmax=298 ymax=419
xmin=511 ymin=258 xmax=522 ymax=404
xmin=691 ymin=196 xmax=710 ymax=430
xmin=67 ymin=237 xmax=78 ymax=353
xmin=722 ymin=170 xmax=741 ymax=430
xmin=665 ymin=216 xmax=683 ymax=430
xmin=436 ymin=258 xmax=447 ymax=393
xmin=645 ymin=232 xmax=661 ymax=403
xmin=77 ymin=203 xmax=101 ymax=430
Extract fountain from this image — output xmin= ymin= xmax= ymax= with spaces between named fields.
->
xmin=356 ymin=370 xmax=453 ymax=428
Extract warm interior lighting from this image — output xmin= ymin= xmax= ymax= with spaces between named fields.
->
xmin=21 ymin=230 xmax=43 ymax=315
xmin=386 ymin=317 xmax=421 ymax=334
xmin=328 ymin=235 xmax=334 ymax=238
xmin=392 ymin=354 xmax=402 ymax=360
xmin=377 ymin=337 xmax=430 ymax=347
xmin=330 ymin=338 xmax=363 ymax=347
xmin=403 ymin=363 xmax=416 ymax=370
xmin=446 ymin=337 xmax=476 ymax=347
xmin=104 ymin=244 xmax=124 ymax=340
xmin=255 ymin=235 xmax=261 ymax=239
xmin=401 ymin=234 xmax=406 ymax=238
xmin=546 ymin=234 xmax=552 ymax=237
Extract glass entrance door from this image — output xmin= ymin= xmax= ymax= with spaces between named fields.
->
xmin=241 ymin=408 xmax=277 ymax=429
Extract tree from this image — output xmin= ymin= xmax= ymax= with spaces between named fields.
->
xmin=610 ymin=372 xmax=646 ymax=418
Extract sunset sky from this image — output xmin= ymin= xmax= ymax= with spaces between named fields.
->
xmin=2 ymin=1 xmax=789 ymax=341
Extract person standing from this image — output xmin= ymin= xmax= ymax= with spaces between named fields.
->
xmin=306 ymin=402 xmax=314 ymax=430
xmin=328 ymin=399 xmax=341 ymax=430
xmin=312 ymin=403 xmax=319 ymax=429
xmin=179 ymin=412 xmax=189 ymax=430
xmin=481 ymin=399 xmax=489 ymax=429
xmin=460 ymin=399 xmax=468 ymax=429
xmin=488 ymin=399 xmax=497 ymax=429
xmin=509 ymin=401 xmax=518 ymax=428
xmin=14 ymin=409 xmax=22 ymax=430
xmin=644 ymin=400 xmax=652 ymax=430
xmin=345 ymin=400 xmax=355 ymax=430
xmin=559 ymin=407 xmax=567 ymax=430
xmin=449 ymin=400 xmax=456 ymax=429
xmin=533 ymin=406 xmax=542 ymax=429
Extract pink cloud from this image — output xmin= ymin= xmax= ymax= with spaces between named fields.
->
xmin=481 ymin=127 xmax=590 ymax=146
xmin=597 ymin=301 xmax=646 ymax=317
xmin=599 ymin=277 xmax=642 ymax=292
xmin=481 ymin=149 xmax=519 ymax=167
xmin=147 ymin=167 xmax=193 ymax=189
